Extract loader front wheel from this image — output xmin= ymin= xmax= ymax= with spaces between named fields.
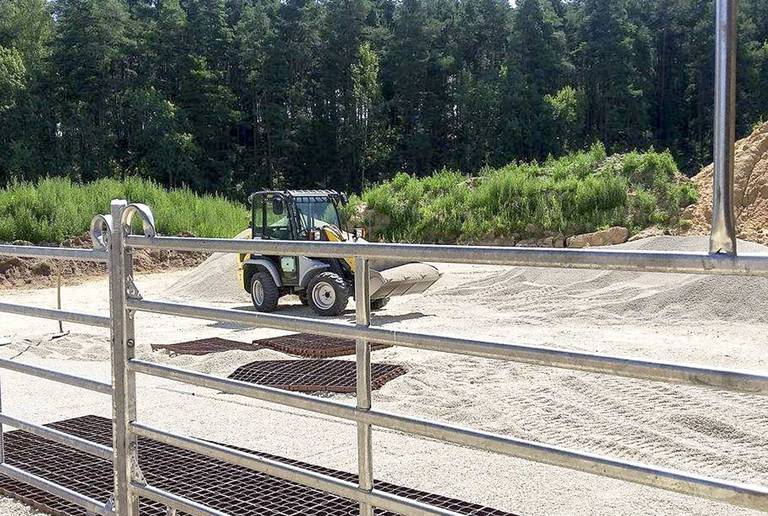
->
xmin=251 ymin=272 xmax=280 ymax=312
xmin=307 ymin=272 xmax=349 ymax=316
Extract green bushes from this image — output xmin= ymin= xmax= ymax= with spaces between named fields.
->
xmin=0 ymin=177 xmax=249 ymax=243
xmin=349 ymin=145 xmax=697 ymax=243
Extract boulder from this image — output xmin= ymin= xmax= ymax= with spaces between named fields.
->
xmin=628 ymin=226 xmax=666 ymax=242
xmin=566 ymin=227 xmax=629 ymax=248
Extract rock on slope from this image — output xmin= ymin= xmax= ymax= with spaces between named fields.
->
xmin=685 ymin=121 xmax=768 ymax=244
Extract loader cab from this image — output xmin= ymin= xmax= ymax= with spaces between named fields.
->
xmin=250 ymin=190 xmax=346 ymax=241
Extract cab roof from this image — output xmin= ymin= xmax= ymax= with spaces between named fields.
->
xmin=248 ymin=190 xmax=345 ymax=204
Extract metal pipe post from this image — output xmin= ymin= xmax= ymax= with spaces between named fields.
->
xmin=0 ymin=377 xmax=4 ymax=465
xmin=710 ymin=0 xmax=738 ymax=254
xmin=109 ymin=200 xmax=139 ymax=516
xmin=355 ymin=257 xmax=374 ymax=516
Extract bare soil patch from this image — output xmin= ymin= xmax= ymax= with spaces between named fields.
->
xmin=0 ymin=233 xmax=208 ymax=290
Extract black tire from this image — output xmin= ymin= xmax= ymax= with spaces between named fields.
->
xmin=370 ymin=297 xmax=390 ymax=310
xmin=298 ymin=293 xmax=309 ymax=306
xmin=306 ymin=272 xmax=349 ymax=316
xmin=250 ymin=271 xmax=280 ymax=312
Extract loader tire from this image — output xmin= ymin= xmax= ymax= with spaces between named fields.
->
xmin=251 ymin=271 xmax=280 ymax=312
xmin=307 ymin=272 xmax=349 ymax=316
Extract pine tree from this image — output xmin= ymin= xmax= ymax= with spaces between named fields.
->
xmin=53 ymin=0 xmax=132 ymax=180
xmin=509 ymin=0 xmax=569 ymax=159
xmin=576 ymin=0 xmax=650 ymax=148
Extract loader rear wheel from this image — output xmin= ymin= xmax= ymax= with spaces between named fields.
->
xmin=251 ymin=272 xmax=280 ymax=312
xmin=307 ymin=272 xmax=349 ymax=316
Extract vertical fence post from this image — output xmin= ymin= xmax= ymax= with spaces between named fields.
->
xmin=109 ymin=200 xmax=139 ymax=515
xmin=0 ymin=377 xmax=4 ymax=465
xmin=710 ymin=0 xmax=738 ymax=255
xmin=355 ymin=257 xmax=374 ymax=516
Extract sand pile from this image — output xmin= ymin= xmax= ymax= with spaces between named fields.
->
xmin=685 ymin=121 xmax=768 ymax=244
xmin=163 ymin=229 xmax=251 ymax=304
xmin=164 ymin=252 xmax=251 ymax=303
xmin=430 ymin=235 xmax=768 ymax=325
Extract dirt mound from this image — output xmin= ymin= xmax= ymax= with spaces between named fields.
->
xmin=685 ymin=121 xmax=768 ymax=244
xmin=0 ymin=233 xmax=209 ymax=290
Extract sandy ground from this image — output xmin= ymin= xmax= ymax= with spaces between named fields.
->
xmin=1 ymin=236 xmax=767 ymax=515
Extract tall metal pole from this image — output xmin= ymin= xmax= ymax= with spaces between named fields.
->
xmin=109 ymin=200 xmax=139 ymax=515
xmin=355 ymin=257 xmax=374 ymax=516
xmin=710 ymin=0 xmax=738 ymax=255
xmin=0 ymin=377 xmax=5 ymax=465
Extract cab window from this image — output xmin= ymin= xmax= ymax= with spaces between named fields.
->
xmin=264 ymin=198 xmax=292 ymax=240
xmin=294 ymin=200 xmax=340 ymax=233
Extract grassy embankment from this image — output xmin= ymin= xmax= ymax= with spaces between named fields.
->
xmin=0 ymin=145 xmax=696 ymax=245
xmin=346 ymin=144 xmax=698 ymax=243
xmin=0 ymin=177 xmax=249 ymax=243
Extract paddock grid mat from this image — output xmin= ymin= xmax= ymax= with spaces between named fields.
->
xmin=151 ymin=337 xmax=259 ymax=356
xmin=0 ymin=415 xmax=514 ymax=515
xmin=252 ymin=333 xmax=390 ymax=358
xmin=228 ymin=359 xmax=406 ymax=393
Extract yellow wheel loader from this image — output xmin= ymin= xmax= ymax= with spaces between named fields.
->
xmin=238 ymin=190 xmax=441 ymax=316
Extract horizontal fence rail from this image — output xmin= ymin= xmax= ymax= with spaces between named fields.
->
xmin=0 ymin=244 xmax=107 ymax=262
xmin=0 ymin=302 xmax=111 ymax=328
xmin=125 ymin=235 xmax=768 ymax=277
xmin=0 ymin=414 xmax=113 ymax=461
xmin=128 ymin=299 xmax=768 ymax=395
xmin=0 ymin=463 xmax=112 ymax=514
xmin=0 ymin=358 xmax=113 ymax=395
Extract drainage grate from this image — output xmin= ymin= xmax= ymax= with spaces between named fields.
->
xmin=253 ymin=333 xmax=390 ymax=358
xmin=229 ymin=359 xmax=406 ymax=393
xmin=0 ymin=415 xmax=514 ymax=516
xmin=151 ymin=337 xmax=259 ymax=356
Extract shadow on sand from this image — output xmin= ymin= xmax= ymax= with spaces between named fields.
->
xmin=205 ymin=303 xmax=431 ymax=330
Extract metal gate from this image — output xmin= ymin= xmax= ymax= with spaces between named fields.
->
xmin=1 ymin=0 xmax=766 ymax=514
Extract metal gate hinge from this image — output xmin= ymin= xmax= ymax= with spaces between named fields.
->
xmin=105 ymin=494 xmax=116 ymax=513
xmin=130 ymin=443 xmax=147 ymax=485
xmin=126 ymin=276 xmax=143 ymax=300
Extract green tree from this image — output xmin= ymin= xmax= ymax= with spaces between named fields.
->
xmin=575 ymin=0 xmax=650 ymax=148
xmin=53 ymin=0 xmax=132 ymax=180
xmin=509 ymin=0 xmax=569 ymax=159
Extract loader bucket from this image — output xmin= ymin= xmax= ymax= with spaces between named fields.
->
xmin=369 ymin=262 xmax=441 ymax=300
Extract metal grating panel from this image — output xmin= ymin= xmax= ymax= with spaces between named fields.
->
xmin=0 ymin=416 xmax=513 ymax=515
xmin=253 ymin=333 xmax=390 ymax=358
xmin=228 ymin=359 xmax=405 ymax=393
xmin=151 ymin=338 xmax=259 ymax=356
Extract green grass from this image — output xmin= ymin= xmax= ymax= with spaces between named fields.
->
xmin=346 ymin=144 xmax=698 ymax=243
xmin=0 ymin=177 xmax=249 ymax=243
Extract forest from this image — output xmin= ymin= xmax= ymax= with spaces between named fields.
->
xmin=1 ymin=0 xmax=767 ymax=200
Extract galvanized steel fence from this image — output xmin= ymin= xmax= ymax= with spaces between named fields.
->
xmin=0 ymin=1 xmax=764 ymax=514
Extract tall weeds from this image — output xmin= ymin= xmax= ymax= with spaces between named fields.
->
xmin=0 ymin=177 xmax=249 ymax=243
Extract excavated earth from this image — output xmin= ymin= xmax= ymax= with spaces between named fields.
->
xmin=685 ymin=121 xmax=768 ymax=244
xmin=0 ymin=233 xmax=208 ymax=290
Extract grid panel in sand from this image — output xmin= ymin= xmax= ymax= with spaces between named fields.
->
xmin=151 ymin=337 xmax=258 ymax=356
xmin=253 ymin=333 xmax=390 ymax=358
xmin=228 ymin=359 xmax=406 ymax=393
xmin=0 ymin=415 xmax=514 ymax=515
